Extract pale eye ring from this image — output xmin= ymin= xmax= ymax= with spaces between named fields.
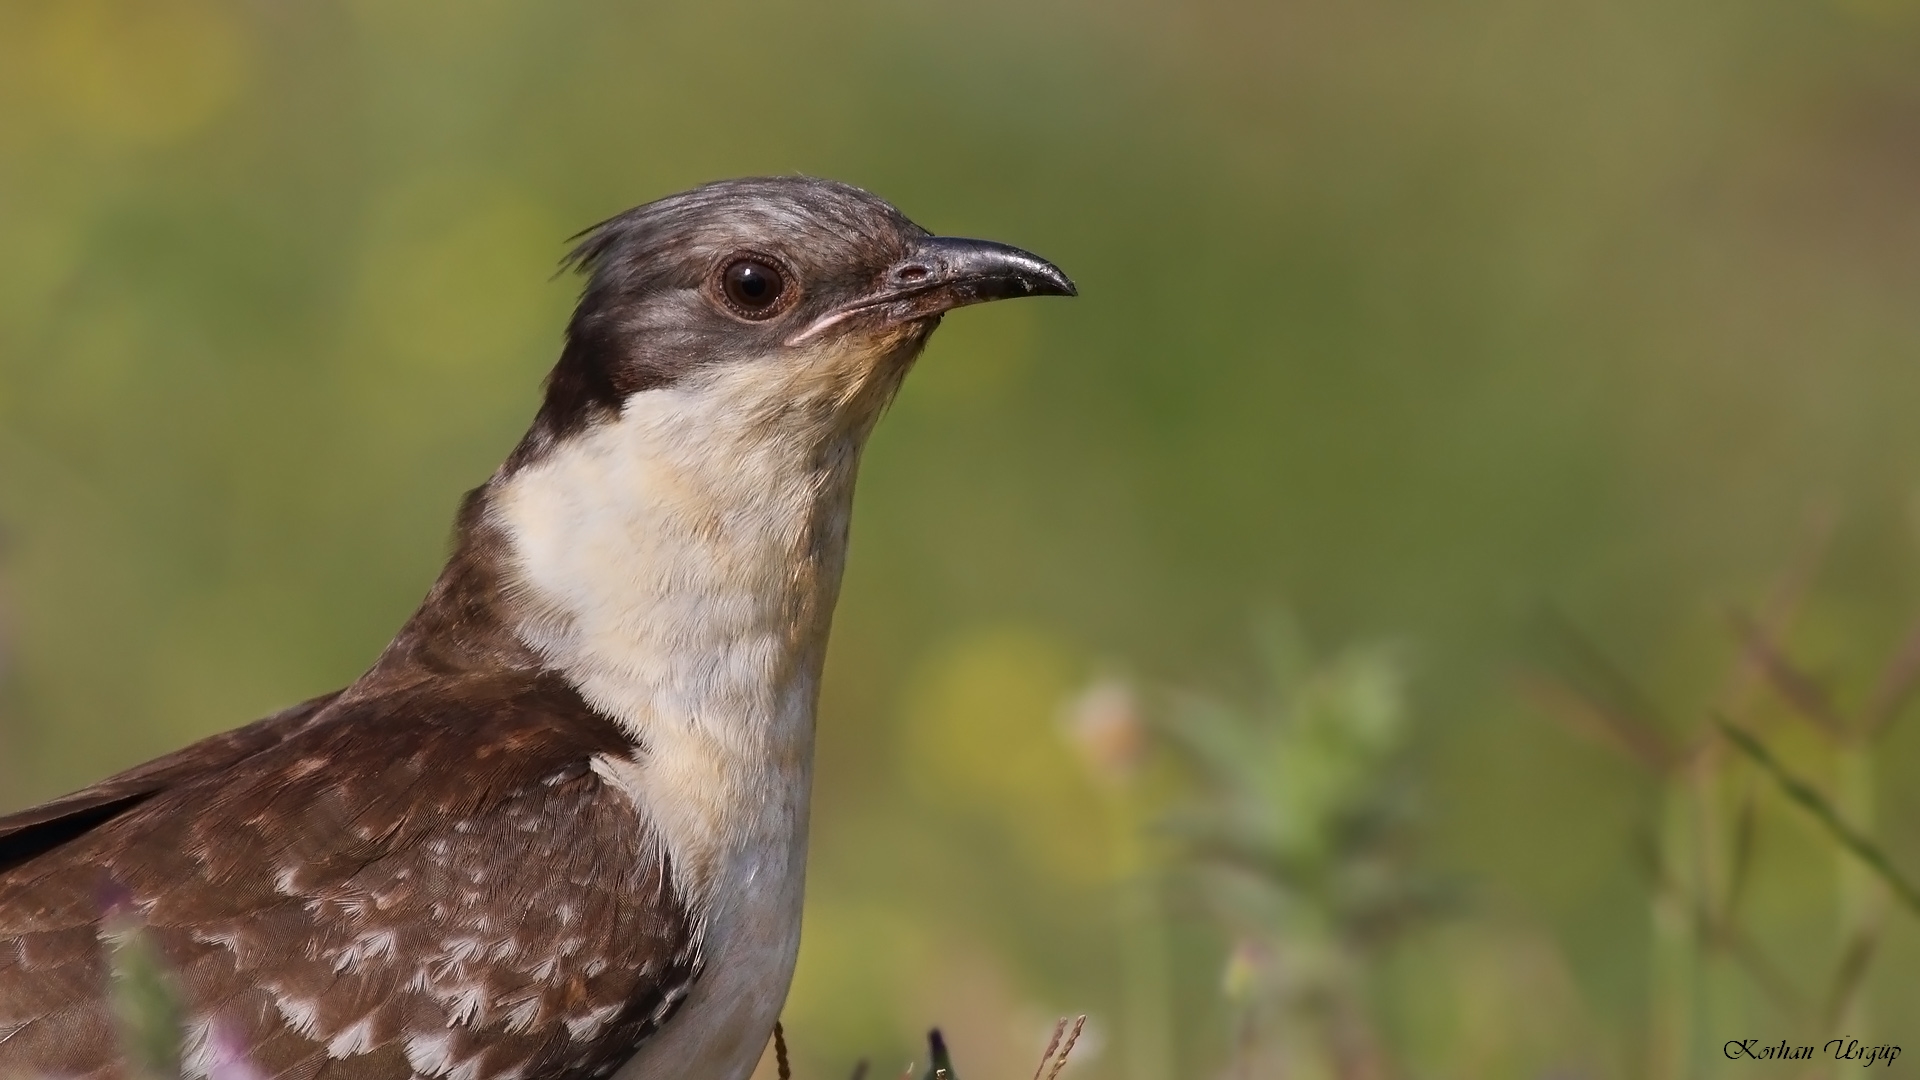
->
xmin=716 ymin=256 xmax=791 ymax=319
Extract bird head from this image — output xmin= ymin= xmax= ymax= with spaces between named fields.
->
xmin=509 ymin=176 xmax=1075 ymax=467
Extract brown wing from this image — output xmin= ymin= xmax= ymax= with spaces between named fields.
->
xmin=0 ymin=687 xmax=341 ymax=876
xmin=0 ymin=692 xmax=343 ymax=875
xmin=0 ymin=673 xmax=701 ymax=1080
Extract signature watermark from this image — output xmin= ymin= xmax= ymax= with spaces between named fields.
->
xmin=1723 ymin=1039 xmax=1900 ymax=1067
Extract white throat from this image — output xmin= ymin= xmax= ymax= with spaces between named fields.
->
xmin=490 ymin=340 xmax=912 ymax=1080
xmin=489 ymin=345 xmax=896 ymax=897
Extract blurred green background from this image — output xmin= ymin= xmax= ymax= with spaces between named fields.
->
xmin=7 ymin=0 xmax=1920 ymax=1076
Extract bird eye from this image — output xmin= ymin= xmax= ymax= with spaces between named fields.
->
xmin=718 ymin=257 xmax=788 ymax=318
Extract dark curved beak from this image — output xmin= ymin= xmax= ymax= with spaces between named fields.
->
xmin=789 ymin=235 xmax=1076 ymax=344
xmin=889 ymin=235 xmax=1078 ymax=309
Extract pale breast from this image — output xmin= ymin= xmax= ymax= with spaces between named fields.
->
xmin=492 ymin=355 xmax=880 ymax=1078
xmin=605 ymin=758 xmax=813 ymax=1080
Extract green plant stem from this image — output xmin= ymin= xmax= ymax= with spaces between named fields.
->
xmin=1109 ymin=789 xmax=1172 ymax=1080
xmin=1649 ymin=774 xmax=1695 ymax=1080
xmin=1716 ymin=721 xmax=1920 ymax=914
xmin=1830 ymin=743 xmax=1882 ymax=1033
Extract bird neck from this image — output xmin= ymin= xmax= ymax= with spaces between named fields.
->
xmin=354 ymin=342 xmax=913 ymax=892
xmin=491 ymin=373 xmax=872 ymax=760
xmin=373 ymin=345 xmax=906 ymax=720
xmin=489 ymin=354 xmax=899 ymax=891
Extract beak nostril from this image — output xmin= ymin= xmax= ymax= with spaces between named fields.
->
xmin=894 ymin=265 xmax=930 ymax=283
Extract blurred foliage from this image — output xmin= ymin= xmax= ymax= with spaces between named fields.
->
xmin=1524 ymin=588 xmax=1920 ymax=1080
xmin=104 ymin=914 xmax=185 ymax=1080
xmin=1154 ymin=624 xmax=1436 ymax=1080
xmin=7 ymin=0 xmax=1920 ymax=1076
